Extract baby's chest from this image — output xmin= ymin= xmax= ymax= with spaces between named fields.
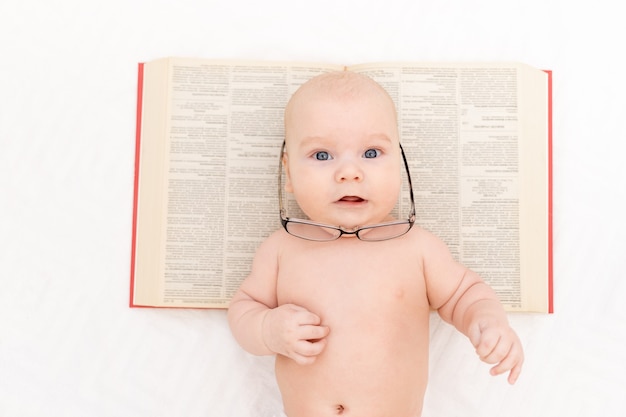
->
xmin=276 ymin=241 xmax=427 ymax=315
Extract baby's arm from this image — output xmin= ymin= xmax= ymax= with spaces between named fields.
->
xmin=422 ymin=231 xmax=524 ymax=384
xmin=227 ymin=233 xmax=329 ymax=365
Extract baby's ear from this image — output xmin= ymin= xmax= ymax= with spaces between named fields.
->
xmin=282 ymin=152 xmax=294 ymax=193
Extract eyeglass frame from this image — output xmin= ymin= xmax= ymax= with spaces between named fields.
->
xmin=278 ymin=140 xmax=416 ymax=241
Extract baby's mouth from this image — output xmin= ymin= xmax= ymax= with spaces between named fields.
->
xmin=338 ymin=196 xmax=365 ymax=203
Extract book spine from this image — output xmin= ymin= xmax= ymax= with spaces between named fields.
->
xmin=545 ymin=69 xmax=554 ymax=314
xmin=129 ymin=62 xmax=145 ymax=307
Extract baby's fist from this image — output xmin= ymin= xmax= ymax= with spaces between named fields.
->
xmin=469 ymin=320 xmax=524 ymax=384
xmin=262 ymin=304 xmax=330 ymax=365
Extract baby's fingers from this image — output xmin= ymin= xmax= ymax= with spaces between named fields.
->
xmin=478 ymin=336 xmax=511 ymax=364
xmin=291 ymin=337 xmax=328 ymax=365
xmin=491 ymin=359 xmax=523 ymax=385
xmin=507 ymin=362 xmax=523 ymax=385
xmin=285 ymin=324 xmax=329 ymax=365
xmin=489 ymin=343 xmax=524 ymax=384
xmin=474 ymin=329 xmax=504 ymax=362
xmin=301 ymin=323 xmax=330 ymax=342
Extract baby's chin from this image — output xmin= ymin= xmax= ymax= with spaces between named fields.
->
xmin=338 ymin=217 xmax=398 ymax=231
xmin=306 ymin=211 xmax=396 ymax=230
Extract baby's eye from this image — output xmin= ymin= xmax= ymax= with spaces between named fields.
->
xmin=363 ymin=149 xmax=381 ymax=158
xmin=314 ymin=151 xmax=331 ymax=161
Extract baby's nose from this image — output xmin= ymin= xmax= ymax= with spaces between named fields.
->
xmin=335 ymin=160 xmax=363 ymax=182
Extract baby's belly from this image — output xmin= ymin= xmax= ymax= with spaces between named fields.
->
xmin=275 ymin=308 xmax=430 ymax=417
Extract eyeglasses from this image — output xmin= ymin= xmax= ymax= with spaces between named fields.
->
xmin=278 ymin=141 xmax=416 ymax=242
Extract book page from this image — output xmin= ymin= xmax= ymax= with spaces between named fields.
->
xmin=351 ymin=62 xmax=550 ymax=312
xmin=132 ymin=59 xmax=170 ymax=307
xmin=133 ymin=58 xmax=342 ymax=307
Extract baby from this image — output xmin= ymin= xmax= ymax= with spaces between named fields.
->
xmin=228 ymin=71 xmax=524 ymax=417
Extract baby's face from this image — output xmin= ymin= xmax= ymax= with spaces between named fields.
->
xmin=283 ymin=90 xmax=402 ymax=230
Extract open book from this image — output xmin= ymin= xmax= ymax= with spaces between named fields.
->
xmin=130 ymin=57 xmax=553 ymax=313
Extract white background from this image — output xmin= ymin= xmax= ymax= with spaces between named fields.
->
xmin=1 ymin=1 xmax=625 ymax=416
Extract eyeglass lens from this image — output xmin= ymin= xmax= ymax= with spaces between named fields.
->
xmin=284 ymin=220 xmax=412 ymax=242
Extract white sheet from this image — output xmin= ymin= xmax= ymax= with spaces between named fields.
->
xmin=1 ymin=1 xmax=625 ymax=416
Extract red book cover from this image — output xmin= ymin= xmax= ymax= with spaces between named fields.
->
xmin=129 ymin=63 xmax=145 ymax=308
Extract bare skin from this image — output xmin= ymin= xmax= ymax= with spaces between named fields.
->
xmin=228 ymin=72 xmax=524 ymax=417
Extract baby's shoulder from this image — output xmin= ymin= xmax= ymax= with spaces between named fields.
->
xmin=255 ymin=228 xmax=293 ymax=253
xmin=405 ymin=224 xmax=446 ymax=246
xmin=403 ymin=225 xmax=456 ymax=259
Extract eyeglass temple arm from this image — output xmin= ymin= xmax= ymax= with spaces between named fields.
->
xmin=399 ymin=144 xmax=416 ymax=220
xmin=278 ymin=141 xmax=287 ymax=216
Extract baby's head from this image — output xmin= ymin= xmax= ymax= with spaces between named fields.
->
xmin=284 ymin=71 xmax=398 ymax=141
xmin=281 ymin=71 xmax=403 ymax=231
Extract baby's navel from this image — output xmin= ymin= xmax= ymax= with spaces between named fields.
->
xmin=335 ymin=404 xmax=345 ymax=414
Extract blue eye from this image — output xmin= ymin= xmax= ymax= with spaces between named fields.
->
xmin=314 ymin=151 xmax=331 ymax=161
xmin=364 ymin=149 xmax=380 ymax=158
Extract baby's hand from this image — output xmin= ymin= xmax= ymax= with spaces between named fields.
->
xmin=468 ymin=318 xmax=524 ymax=384
xmin=262 ymin=304 xmax=330 ymax=365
